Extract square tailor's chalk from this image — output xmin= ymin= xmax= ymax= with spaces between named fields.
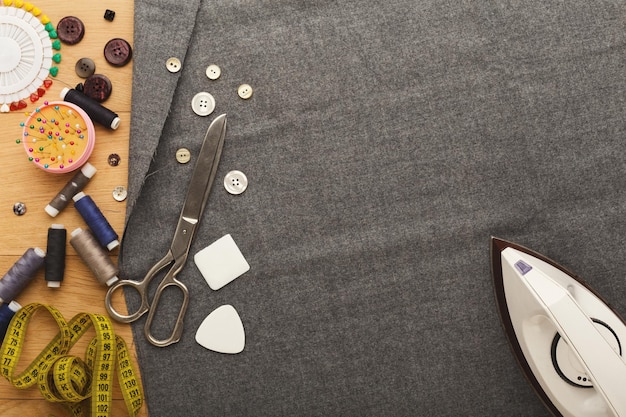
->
xmin=194 ymin=234 xmax=250 ymax=290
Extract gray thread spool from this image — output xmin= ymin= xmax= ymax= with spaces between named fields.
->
xmin=70 ymin=228 xmax=119 ymax=286
xmin=45 ymin=163 xmax=97 ymax=217
xmin=0 ymin=248 xmax=46 ymax=303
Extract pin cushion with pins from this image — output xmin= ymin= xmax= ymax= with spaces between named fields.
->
xmin=20 ymin=101 xmax=95 ymax=173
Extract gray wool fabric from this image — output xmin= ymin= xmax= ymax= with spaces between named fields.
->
xmin=119 ymin=1 xmax=626 ymax=416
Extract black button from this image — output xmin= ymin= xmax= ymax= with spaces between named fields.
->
xmin=104 ymin=10 xmax=116 ymax=22
xmin=83 ymin=74 xmax=112 ymax=102
xmin=57 ymin=16 xmax=85 ymax=45
xmin=104 ymin=38 xmax=133 ymax=67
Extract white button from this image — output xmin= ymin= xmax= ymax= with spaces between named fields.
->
xmin=176 ymin=148 xmax=191 ymax=164
xmin=166 ymin=57 xmax=182 ymax=73
xmin=237 ymin=84 xmax=253 ymax=100
xmin=191 ymin=92 xmax=216 ymax=116
xmin=112 ymin=186 xmax=128 ymax=202
xmin=206 ymin=64 xmax=221 ymax=80
xmin=224 ymin=171 xmax=248 ymax=195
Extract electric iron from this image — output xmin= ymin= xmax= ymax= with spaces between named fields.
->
xmin=491 ymin=237 xmax=626 ymax=417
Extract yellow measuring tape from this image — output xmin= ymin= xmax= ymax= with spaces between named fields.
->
xmin=0 ymin=303 xmax=143 ymax=417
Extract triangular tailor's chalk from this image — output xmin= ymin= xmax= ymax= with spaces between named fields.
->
xmin=195 ymin=305 xmax=245 ymax=354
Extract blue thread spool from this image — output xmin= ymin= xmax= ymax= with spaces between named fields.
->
xmin=0 ymin=248 xmax=46 ymax=303
xmin=0 ymin=301 xmax=21 ymax=342
xmin=73 ymin=192 xmax=119 ymax=250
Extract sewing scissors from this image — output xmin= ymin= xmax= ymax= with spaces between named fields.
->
xmin=105 ymin=114 xmax=227 ymax=347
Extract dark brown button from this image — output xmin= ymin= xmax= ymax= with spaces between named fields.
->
xmin=104 ymin=38 xmax=133 ymax=67
xmin=57 ymin=16 xmax=85 ymax=45
xmin=83 ymin=74 xmax=112 ymax=102
xmin=108 ymin=153 xmax=121 ymax=166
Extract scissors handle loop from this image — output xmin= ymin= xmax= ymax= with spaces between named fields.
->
xmin=144 ymin=278 xmax=189 ymax=347
xmin=105 ymin=253 xmax=174 ymax=323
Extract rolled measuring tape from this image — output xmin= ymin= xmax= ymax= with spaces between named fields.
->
xmin=0 ymin=303 xmax=143 ymax=417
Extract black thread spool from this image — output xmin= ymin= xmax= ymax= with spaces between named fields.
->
xmin=0 ymin=248 xmax=46 ymax=303
xmin=45 ymin=162 xmax=97 ymax=217
xmin=45 ymin=224 xmax=67 ymax=288
xmin=60 ymin=87 xmax=120 ymax=130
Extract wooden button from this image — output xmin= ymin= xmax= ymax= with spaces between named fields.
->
xmin=57 ymin=16 xmax=85 ymax=45
xmin=104 ymin=38 xmax=133 ymax=67
xmin=83 ymin=74 xmax=113 ymax=102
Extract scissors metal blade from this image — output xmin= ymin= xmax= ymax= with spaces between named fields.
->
xmin=170 ymin=113 xmax=227 ymax=259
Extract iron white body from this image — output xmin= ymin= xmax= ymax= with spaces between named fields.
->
xmin=492 ymin=238 xmax=626 ymax=417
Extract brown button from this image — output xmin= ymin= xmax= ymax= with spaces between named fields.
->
xmin=108 ymin=153 xmax=121 ymax=166
xmin=57 ymin=16 xmax=85 ymax=45
xmin=104 ymin=38 xmax=133 ymax=67
xmin=83 ymin=74 xmax=113 ymax=102
xmin=75 ymin=57 xmax=96 ymax=78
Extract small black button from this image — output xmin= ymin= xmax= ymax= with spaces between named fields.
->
xmin=104 ymin=9 xmax=116 ymax=22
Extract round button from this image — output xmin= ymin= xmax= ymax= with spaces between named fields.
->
xmin=57 ymin=16 xmax=85 ymax=45
xmin=108 ymin=153 xmax=121 ymax=166
xmin=191 ymin=92 xmax=216 ymax=116
xmin=224 ymin=171 xmax=248 ymax=195
xmin=176 ymin=148 xmax=191 ymax=164
xmin=83 ymin=74 xmax=113 ymax=102
xmin=13 ymin=202 xmax=26 ymax=216
xmin=104 ymin=38 xmax=133 ymax=67
xmin=166 ymin=57 xmax=182 ymax=73
xmin=75 ymin=57 xmax=96 ymax=78
xmin=237 ymin=84 xmax=253 ymax=100
xmin=206 ymin=64 xmax=221 ymax=80
xmin=112 ymin=186 xmax=128 ymax=202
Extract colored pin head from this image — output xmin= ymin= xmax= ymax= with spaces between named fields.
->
xmin=20 ymin=101 xmax=95 ymax=174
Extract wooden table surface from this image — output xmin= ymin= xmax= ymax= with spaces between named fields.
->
xmin=0 ymin=1 xmax=148 ymax=415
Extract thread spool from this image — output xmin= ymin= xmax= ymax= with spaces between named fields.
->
xmin=60 ymin=88 xmax=120 ymax=130
xmin=0 ymin=248 xmax=46 ymax=304
xmin=45 ymin=162 xmax=97 ymax=217
xmin=20 ymin=101 xmax=96 ymax=174
xmin=69 ymin=228 xmax=118 ymax=287
xmin=0 ymin=301 xmax=21 ymax=342
xmin=73 ymin=192 xmax=119 ymax=250
xmin=45 ymin=224 xmax=66 ymax=288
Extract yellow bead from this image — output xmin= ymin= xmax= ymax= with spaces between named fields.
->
xmin=2 ymin=0 xmax=12 ymax=6
xmin=24 ymin=2 xmax=33 ymax=11
xmin=40 ymin=15 xmax=50 ymax=24
xmin=32 ymin=6 xmax=41 ymax=15
xmin=15 ymin=0 xmax=23 ymax=6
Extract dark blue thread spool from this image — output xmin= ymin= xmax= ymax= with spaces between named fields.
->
xmin=0 ymin=248 xmax=46 ymax=303
xmin=45 ymin=224 xmax=67 ymax=288
xmin=0 ymin=301 xmax=21 ymax=342
xmin=73 ymin=192 xmax=119 ymax=251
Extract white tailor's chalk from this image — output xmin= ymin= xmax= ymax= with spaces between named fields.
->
xmin=195 ymin=305 xmax=245 ymax=354
xmin=193 ymin=234 xmax=250 ymax=290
